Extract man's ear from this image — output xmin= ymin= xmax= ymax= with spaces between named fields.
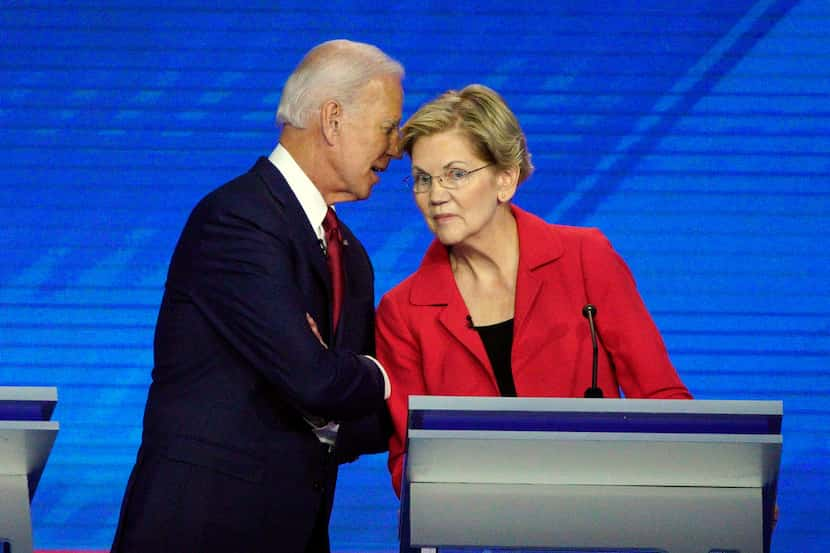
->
xmin=320 ymin=99 xmax=341 ymax=145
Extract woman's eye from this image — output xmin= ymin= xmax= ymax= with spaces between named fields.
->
xmin=447 ymin=169 xmax=467 ymax=181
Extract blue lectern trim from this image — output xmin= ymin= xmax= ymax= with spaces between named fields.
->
xmin=0 ymin=400 xmax=56 ymax=421
xmin=437 ymin=547 xmax=667 ymax=553
xmin=409 ymin=409 xmax=781 ymax=435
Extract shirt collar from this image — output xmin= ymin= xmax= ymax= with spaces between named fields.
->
xmin=268 ymin=143 xmax=329 ymax=240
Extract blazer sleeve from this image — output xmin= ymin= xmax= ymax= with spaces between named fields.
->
xmin=375 ymin=291 xmax=427 ymax=497
xmin=171 ymin=194 xmax=386 ymax=422
xmin=580 ymin=229 xmax=692 ymax=399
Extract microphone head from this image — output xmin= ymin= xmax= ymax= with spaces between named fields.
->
xmin=582 ymin=304 xmax=597 ymax=319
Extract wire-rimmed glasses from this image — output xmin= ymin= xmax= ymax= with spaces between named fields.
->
xmin=405 ymin=164 xmax=493 ymax=193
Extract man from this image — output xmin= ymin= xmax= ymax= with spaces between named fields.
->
xmin=111 ymin=40 xmax=404 ymax=553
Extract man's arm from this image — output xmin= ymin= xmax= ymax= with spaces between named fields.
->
xmin=173 ymin=191 xmax=386 ymax=422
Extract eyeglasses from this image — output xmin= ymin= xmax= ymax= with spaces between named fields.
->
xmin=405 ymin=164 xmax=493 ymax=193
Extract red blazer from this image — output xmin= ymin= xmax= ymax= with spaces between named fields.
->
xmin=376 ymin=205 xmax=692 ymax=496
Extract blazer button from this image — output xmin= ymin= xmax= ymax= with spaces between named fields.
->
xmin=312 ymin=481 xmax=324 ymax=492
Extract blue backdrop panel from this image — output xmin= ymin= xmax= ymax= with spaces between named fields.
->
xmin=0 ymin=0 xmax=828 ymax=551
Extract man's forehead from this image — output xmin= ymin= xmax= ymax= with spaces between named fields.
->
xmin=352 ymin=78 xmax=403 ymax=119
xmin=360 ymin=75 xmax=402 ymax=100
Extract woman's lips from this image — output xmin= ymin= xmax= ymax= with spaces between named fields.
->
xmin=433 ymin=213 xmax=456 ymax=224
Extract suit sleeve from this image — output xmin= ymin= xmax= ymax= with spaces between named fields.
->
xmin=333 ymin=244 xmax=394 ymax=464
xmin=375 ymin=291 xmax=426 ymax=497
xmin=580 ymin=229 xmax=692 ymax=399
xmin=173 ymin=196 xmax=386 ymax=422
xmin=334 ymin=406 xmax=393 ymax=464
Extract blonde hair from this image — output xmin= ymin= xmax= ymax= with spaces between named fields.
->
xmin=277 ymin=39 xmax=404 ymax=128
xmin=401 ymin=84 xmax=534 ymax=184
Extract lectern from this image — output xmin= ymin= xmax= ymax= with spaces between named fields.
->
xmin=0 ymin=387 xmax=59 ymax=553
xmin=400 ymin=396 xmax=782 ymax=553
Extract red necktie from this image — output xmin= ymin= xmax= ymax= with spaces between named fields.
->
xmin=323 ymin=207 xmax=344 ymax=330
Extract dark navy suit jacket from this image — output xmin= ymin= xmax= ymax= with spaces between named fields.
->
xmin=112 ymin=157 xmax=390 ymax=553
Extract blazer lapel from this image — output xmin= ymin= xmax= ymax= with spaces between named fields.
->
xmin=333 ymin=225 xmax=359 ymax=346
xmin=511 ymin=205 xmax=565 ymax=366
xmin=410 ymin=242 xmax=495 ymax=387
xmin=514 ymin=268 xmax=542 ymax=341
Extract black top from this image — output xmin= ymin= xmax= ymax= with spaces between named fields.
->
xmin=473 ymin=318 xmax=517 ymax=397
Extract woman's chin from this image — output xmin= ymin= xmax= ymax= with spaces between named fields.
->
xmin=434 ymin=230 xmax=462 ymax=246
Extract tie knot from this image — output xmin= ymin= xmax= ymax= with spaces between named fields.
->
xmin=323 ymin=207 xmax=340 ymax=240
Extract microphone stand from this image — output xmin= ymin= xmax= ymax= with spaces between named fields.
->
xmin=582 ymin=304 xmax=604 ymax=398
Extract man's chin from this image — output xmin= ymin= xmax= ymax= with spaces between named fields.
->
xmin=343 ymin=188 xmax=373 ymax=203
xmin=358 ymin=175 xmax=380 ymax=199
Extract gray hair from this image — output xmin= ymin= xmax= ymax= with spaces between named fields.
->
xmin=277 ymin=39 xmax=404 ymax=128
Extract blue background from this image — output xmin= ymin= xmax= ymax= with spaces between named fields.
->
xmin=1 ymin=0 xmax=828 ymax=551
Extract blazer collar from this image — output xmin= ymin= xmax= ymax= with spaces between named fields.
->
xmin=408 ymin=204 xmax=564 ymax=306
xmin=253 ymin=156 xmax=302 ymax=211
xmin=268 ymin=145 xmax=328 ymax=239
xmin=252 ymin=157 xmax=322 ymax=252
xmin=252 ymin=157 xmax=331 ymax=290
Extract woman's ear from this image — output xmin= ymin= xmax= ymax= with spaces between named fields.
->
xmin=320 ymin=100 xmax=342 ymax=145
xmin=496 ymin=166 xmax=519 ymax=204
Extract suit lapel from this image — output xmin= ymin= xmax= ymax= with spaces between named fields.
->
xmin=253 ymin=157 xmax=330 ymax=283
xmin=251 ymin=156 xmax=333 ymax=329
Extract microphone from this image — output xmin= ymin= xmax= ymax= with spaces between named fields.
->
xmin=582 ymin=304 xmax=604 ymax=398
xmin=466 ymin=314 xmax=474 ymax=328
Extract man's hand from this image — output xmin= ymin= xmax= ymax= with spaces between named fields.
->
xmin=306 ymin=313 xmax=327 ymax=349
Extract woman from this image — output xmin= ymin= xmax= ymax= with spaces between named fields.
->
xmin=375 ymin=84 xmax=692 ymax=496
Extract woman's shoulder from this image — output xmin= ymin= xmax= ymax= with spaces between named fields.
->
xmin=513 ymin=205 xmax=613 ymax=262
xmin=552 ymin=223 xmax=610 ymax=248
xmin=513 ymin=204 xmax=605 ymax=239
